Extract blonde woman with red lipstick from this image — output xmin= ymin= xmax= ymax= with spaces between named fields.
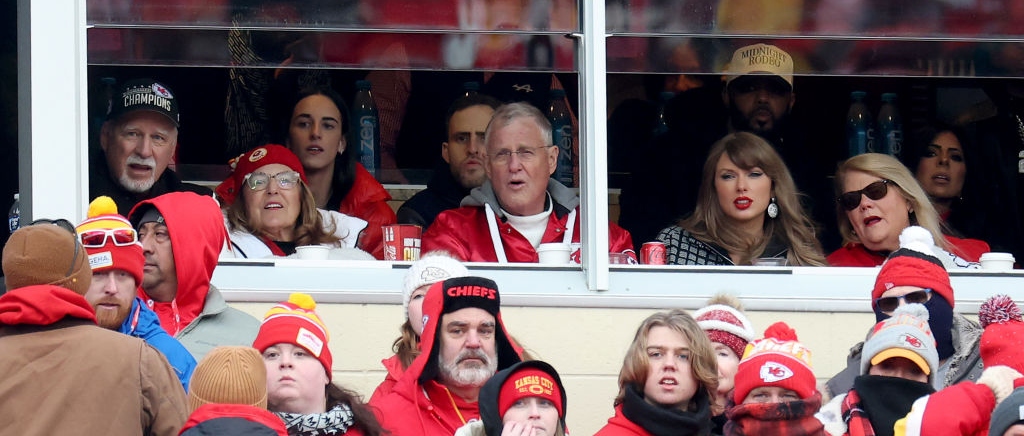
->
xmin=656 ymin=132 xmax=826 ymax=266
xmin=827 ymin=152 xmax=989 ymax=267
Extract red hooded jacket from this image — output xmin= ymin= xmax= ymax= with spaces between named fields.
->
xmin=129 ymin=192 xmax=229 ymax=335
xmin=370 ymin=278 xmax=523 ymax=436
xmin=338 ymin=163 xmax=396 ymax=260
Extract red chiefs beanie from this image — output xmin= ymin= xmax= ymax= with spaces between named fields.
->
xmin=75 ymin=196 xmax=144 ymax=286
xmin=733 ymin=322 xmax=816 ymax=404
xmin=979 ymin=294 xmax=1024 ymax=374
xmin=252 ymin=293 xmax=332 ymax=380
xmin=215 ymin=144 xmax=308 ymax=205
xmin=872 ymin=226 xmax=954 ymax=308
xmin=498 ymin=367 xmax=564 ymax=418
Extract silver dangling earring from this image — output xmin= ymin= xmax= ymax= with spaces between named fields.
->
xmin=767 ymin=197 xmax=779 ymax=219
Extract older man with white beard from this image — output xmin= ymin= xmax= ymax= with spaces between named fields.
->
xmin=371 ymin=276 xmax=524 ymax=436
xmin=90 ymin=78 xmax=211 ymax=214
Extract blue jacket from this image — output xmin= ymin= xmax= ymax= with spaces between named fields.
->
xmin=120 ymin=297 xmax=197 ymax=390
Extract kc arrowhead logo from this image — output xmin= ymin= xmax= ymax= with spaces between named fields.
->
xmin=759 ymin=361 xmax=794 ymax=383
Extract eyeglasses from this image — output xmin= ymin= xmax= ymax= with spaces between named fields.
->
xmin=78 ymin=228 xmax=139 ymax=248
xmin=244 ymin=170 xmax=301 ymax=191
xmin=488 ymin=146 xmax=550 ymax=164
xmin=838 ymin=179 xmax=895 ymax=211
xmin=875 ymin=289 xmax=932 ymax=313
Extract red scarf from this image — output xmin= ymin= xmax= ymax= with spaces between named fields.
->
xmin=840 ymin=390 xmax=875 ymax=436
xmin=0 ymin=285 xmax=97 ymax=326
xmin=724 ymin=392 xmax=825 ymax=436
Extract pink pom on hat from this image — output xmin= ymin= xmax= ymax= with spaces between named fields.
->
xmin=979 ymin=294 xmax=1024 ymax=374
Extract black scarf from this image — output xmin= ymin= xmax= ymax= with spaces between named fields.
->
xmin=276 ymin=403 xmax=356 ymax=436
xmin=621 ymin=384 xmax=712 ymax=436
xmin=853 ymin=375 xmax=935 ymax=436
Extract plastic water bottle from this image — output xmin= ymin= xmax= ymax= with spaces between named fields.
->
xmin=351 ymin=80 xmax=380 ymax=178
xmin=877 ymin=93 xmax=904 ymax=158
xmin=547 ymin=89 xmax=574 ymax=187
xmin=8 ymin=193 xmax=19 ymax=234
xmin=846 ymin=91 xmax=875 ymax=157
xmin=652 ymin=91 xmax=674 ymax=136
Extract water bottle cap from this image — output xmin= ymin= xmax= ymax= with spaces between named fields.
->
xmin=356 ymin=80 xmax=372 ymax=90
xmin=13 ymin=193 xmax=18 ymax=200
xmin=659 ymin=91 xmax=675 ymax=102
xmin=550 ymin=89 xmax=566 ymax=99
xmin=463 ymin=81 xmax=481 ymax=91
xmin=851 ymin=91 xmax=867 ymax=100
xmin=881 ymin=93 xmax=897 ymax=101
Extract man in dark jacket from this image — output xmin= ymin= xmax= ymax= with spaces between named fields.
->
xmin=398 ymin=93 xmax=501 ymax=228
xmin=0 ymin=224 xmax=187 ymax=435
xmin=91 ymin=78 xmax=210 ymax=214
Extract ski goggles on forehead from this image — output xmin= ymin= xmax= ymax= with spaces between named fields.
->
xmin=78 ymin=228 xmax=139 ymax=248
xmin=838 ymin=179 xmax=895 ymax=211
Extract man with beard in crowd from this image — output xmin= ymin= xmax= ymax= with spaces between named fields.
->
xmin=371 ymin=276 xmax=524 ymax=436
xmin=91 ymin=78 xmax=211 ymax=214
xmin=76 ymin=195 xmax=196 ymax=390
xmin=397 ymin=93 xmax=501 ymax=229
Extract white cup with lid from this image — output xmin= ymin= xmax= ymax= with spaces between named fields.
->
xmin=295 ymin=245 xmax=330 ymax=260
xmin=537 ymin=243 xmax=571 ymax=264
xmin=980 ymin=252 xmax=1015 ymax=271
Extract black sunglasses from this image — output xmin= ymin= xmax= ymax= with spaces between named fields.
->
xmin=838 ymin=179 xmax=895 ymax=211
xmin=875 ymin=289 xmax=932 ymax=313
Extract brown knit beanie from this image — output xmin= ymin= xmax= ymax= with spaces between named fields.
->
xmin=2 ymin=224 xmax=91 ymax=295
xmin=187 ymin=346 xmax=268 ymax=413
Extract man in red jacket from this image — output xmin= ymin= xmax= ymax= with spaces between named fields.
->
xmin=371 ymin=276 xmax=523 ymax=436
xmin=422 ymin=102 xmax=636 ymax=263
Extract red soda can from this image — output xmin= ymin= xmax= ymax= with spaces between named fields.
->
xmin=640 ymin=242 xmax=666 ymax=265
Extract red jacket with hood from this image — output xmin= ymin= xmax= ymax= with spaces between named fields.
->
xmin=129 ymin=192 xmax=230 ymax=335
xmin=370 ymin=277 xmax=524 ymax=436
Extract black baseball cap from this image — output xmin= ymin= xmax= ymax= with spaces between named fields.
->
xmin=107 ymin=78 xmax=180 ymax=127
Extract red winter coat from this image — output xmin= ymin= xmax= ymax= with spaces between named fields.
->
xmin=827 ymin=235 xmax=990 ymax=267
xmin=338 ymin=164 xmax=396 ymax=260
xmin=894 ymin=380 xmax=1012 ymax=436
xmin=422 ymin=181 xmax=635 ymax=262
xmin=369 ymin=277 xmax=524 ymax=436
xmin=368 ymin=353 xmax=404 ymax=404
xmin=593 ymin=404 xmax=652 ymax=436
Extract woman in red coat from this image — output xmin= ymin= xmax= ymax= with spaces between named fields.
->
xmin=285 ymin=86 xmax=396 ymax=259
xmin=828 ymin=153 xmax=989 ymax=267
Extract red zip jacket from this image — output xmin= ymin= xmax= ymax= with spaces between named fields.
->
xmin=422 ymin=180 xmax=635 ymax=262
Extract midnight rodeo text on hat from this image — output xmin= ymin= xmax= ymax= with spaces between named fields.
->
xmin=735 ymin=44 xmax=788 ymax=69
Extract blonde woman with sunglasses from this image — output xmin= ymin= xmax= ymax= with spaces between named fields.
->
xmin=827 ymin=153 xmax=989 ymax=267
xmin=215 ymin=144 xmax=372 ymax=259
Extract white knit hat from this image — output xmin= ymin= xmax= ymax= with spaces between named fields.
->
xmin=402 ymin=251 xmax=469 ymax=319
